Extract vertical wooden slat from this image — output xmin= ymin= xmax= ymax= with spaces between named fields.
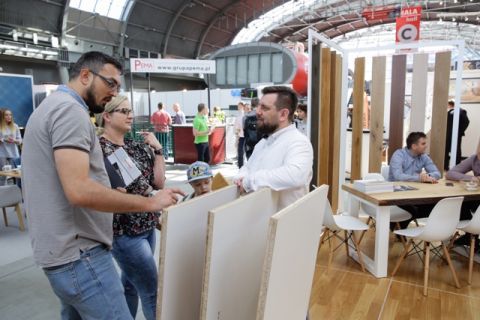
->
xmin=310 ymin=43 xmax=322 ymax=188
xmin=351 ymin=57 xmax=365 ymax=181
xmin=369 ymin=56 xmax=386 ymax=174
xmin=388 ymin=55 xmax=407 ymax=163
xmin=319 ymin=47 xmax=331 ymax=186
xmin=430 ymin=51 xmax=452 ymax=174
xmin=410 ymin=53 xmax=429 ymax=132
xmin=329 ymin=53 xmax=342 ymax=212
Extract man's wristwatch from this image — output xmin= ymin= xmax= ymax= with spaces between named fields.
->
xmin=154 ymin=148 xmax=164 ymax=156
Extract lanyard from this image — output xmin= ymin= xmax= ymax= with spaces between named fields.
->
xmin=56 ymin=85 xmax=89 ymax=111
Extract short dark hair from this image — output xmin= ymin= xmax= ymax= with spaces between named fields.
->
xmin=406 ymin=132 xmax=427 ymax=149
xmin=198 ymin=103 xmax=206 ymax=113
xmin=251 ymin=97 xmax=259 ymax=108
xmin=69 ymin=51 xmax=123 ymax=80
xmin=448 ymin=100 xmax=455 ymax=107
xmin=158 ymin=102 xmax=164 ymax=109
xmin=261 ymin=86 xmax=298 ymax=121
xmin=297 ymin=103 xmax=307 ymax=114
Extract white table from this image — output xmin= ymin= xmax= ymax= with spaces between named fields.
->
xmin=342 ymin=180 xmax=480 ymax=278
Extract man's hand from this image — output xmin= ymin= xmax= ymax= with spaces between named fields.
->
xmin=234 ymin=177 xmax=246 ymax=194
xmin=471 ymin=176 xmax=479 ymax=183
xmin=148 ymin=188 xmax=185 ymax=211
xmin=420 ymin=173 xmax=438 ymax=184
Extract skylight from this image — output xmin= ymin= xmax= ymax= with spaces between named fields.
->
xmin=69 ymin=0 xmax=131 ymax=20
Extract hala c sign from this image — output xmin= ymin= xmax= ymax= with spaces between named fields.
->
xmin=396 ymin=6 xmax=422 ymax=43
xmin=130 ymin=58 xmax=216 ymax=74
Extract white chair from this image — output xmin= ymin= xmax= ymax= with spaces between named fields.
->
xmin=358 ymin=173 xmax=412 ymax=245
xmin=0 ymin=185 xmax=25 ymax=231
xmin=320 ymin=201 xmax=369 ymax=272
xmin=456 ymin=206 xmax=480 ymax=285
xmin=391 ymin=197 xmax=463 ymax=296
xmin=381 ymin=165 xmax=390 ymax=181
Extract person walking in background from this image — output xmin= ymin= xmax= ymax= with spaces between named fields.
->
xmin=172 ymin=102 xmax=186 ymax=125
xmin=212 ymin=106 xmax=225 ymax=123
xmin=97 ymin=95 xmax=166 ymax=320
xmin=445 ymin=99 xmax=470 ymax=170
xmin=151 ymin=102 xmax=172 ymax=160
xmin=295 ymin=103 xmax=308 ymax=136
xmin=243 ymin=97 xmax=260 ymax=160
xmin=193 ymin=103 xmax=214 ymax=163
xmin=235 ymin=101 xmax=246 ymax=168
xmin=0 ymin=108 xmax=22 ymax=170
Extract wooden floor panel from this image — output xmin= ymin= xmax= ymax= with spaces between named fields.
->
xmin=309 ymin=225 xmax=480 ymax=319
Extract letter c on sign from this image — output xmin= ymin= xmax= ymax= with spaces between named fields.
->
xmin=397 ymin=24 xmax=418 ymax=42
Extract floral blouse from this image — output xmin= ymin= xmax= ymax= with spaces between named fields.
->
xmin=99 ymin=137 xmax=159 ymax=236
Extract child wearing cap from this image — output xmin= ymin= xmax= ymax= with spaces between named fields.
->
xmin=184 ymin=161 xmax=213 ymax=201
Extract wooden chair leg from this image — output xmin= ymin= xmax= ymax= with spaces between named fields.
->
xmin=447 ymin=231 xmax=459 ymax=251
xmin=344 ymin=231 xmax=350 ymax=257
xmin=423 ymin=241 xmax=430 ymax=296
xmin=395 ymin=222 xmax=408 ymax=247
xmin=351 ymin=232 xmax=366 ymax=273
xmin=442 ymin=243 xmax=461 ymax=289
xmin=2 ymin=207 xmax=8 ymax=227
xmin=319 ymin=229 xmax=328 ymax=252
xmin=468 ymin=234 xmax=475 ymax=285
xmin=392 ymin=239 xmax=413 ymax=277
xmin=14 ymin=204 xmax=25 ymax=231
xmin=327 ymin=231 xmax=334 ymax=271
xmin=357 ymin=217 xmax=372 ymax=245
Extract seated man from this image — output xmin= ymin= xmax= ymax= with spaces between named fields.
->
xmin=183 ymin=161 xmax=213 ymax=201
xmin=389 ymin=132 xmax=441 ymax=228
xmin=389 ymin=131 xmax=441 ymax=183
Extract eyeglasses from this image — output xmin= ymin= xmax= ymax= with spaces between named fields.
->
xmin=90 ymin=70 xmax=121 ymax=92
xmin=111 ymin=108 xmax=134 ymax=115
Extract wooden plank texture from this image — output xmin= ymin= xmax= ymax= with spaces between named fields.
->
xmin=329 ymin=52 xmax=342 ymax=211
xmin=369 ymin=56 xmax=387 ymax=174
xmin=410 ymin=53 xmax=429 ymax=132
xmin=310 ymin=43 xmax=322 ymax=188
xmin=388 ymin=55 xmax=407 ymax=163
xmin=319 ymin=47 xmax=331 ymax=186
xmin=200 ymin=189 xmax=279 ymax=320
xmin=256 ymin=185 xmax=329 ymax=320
xmin=351 ymin=57 xmax=365 ymax=180
xmin=430 ymin=51 xmax=452 ymax=174
xmin=157 ymin=185 xmax=239 ymax=320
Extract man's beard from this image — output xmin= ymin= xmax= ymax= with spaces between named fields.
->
xmin=257 ymin=120 xmax=278 ymax=136
xmin=85 ymin=84 xmax=105 ymax=114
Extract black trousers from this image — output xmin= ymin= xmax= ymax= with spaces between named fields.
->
xmin=195 ymin=142 xmax=210 ymax=163
xmin=237 ymin=137 xmax=245 ymax=168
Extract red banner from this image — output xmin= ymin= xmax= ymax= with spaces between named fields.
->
xmin=396 ymin=6 xmax=422 ymax=43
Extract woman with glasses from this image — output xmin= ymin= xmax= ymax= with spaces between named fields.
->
xmin=96 ymin=95 xmax=165 ymax=320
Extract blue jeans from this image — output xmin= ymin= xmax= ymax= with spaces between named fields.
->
xmin=43 ymin=245 xmax=132 ymax=320
xmin=112 ymin=230 xmax=157 ymax=320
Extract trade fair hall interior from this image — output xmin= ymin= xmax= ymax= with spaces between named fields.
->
xmin=1 ymin=0 xmax=480 ymax=319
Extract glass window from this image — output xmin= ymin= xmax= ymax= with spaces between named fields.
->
xmin=227 ymin=56 xmax=236 ymax=85
xmin=248 ymin=55 xmax=259 ymax=84
xmin=70 ymin=0 xmax=130 ymax=20
xmin=259 ymin=53 xmax=271 ymax=83
xmin=272 ymin=53 xmax=283 ymax=83
xmin=237 ymin=56 xmax=247 ymax=85
xmin=216 ymin=58 xmax=226 ymax=85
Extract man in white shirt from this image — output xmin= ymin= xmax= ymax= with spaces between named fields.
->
xmin=234 ymin=86 xmax=313 ymax=210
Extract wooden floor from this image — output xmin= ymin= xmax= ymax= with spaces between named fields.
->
xmin=308 ymin=227 xmax=480 ymax=319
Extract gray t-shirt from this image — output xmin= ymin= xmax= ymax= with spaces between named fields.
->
xmin=22 ymin=90 xmax=112 ymax=268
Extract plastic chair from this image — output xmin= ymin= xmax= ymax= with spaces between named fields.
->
xmin=320 ymin=201 xmax=369 ymax=272
xmin=358 ymin=173 xmax=412 ymax=245
xmin=456 ymin=206 xmax=480 ymax=285
xmin=0 ymin=185 xmax=25 ymax=231
xmin=391 ymin=197 xmax=463 ymax=296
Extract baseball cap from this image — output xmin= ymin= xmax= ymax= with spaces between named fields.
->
xmin=187 ymin=161 xmax=213 ymax=183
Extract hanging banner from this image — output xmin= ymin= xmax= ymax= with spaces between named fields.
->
xmin=130 ymin=58 xmax=216 ymax=74
xmin=396 ymin=6 xmax=422 ymax=43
